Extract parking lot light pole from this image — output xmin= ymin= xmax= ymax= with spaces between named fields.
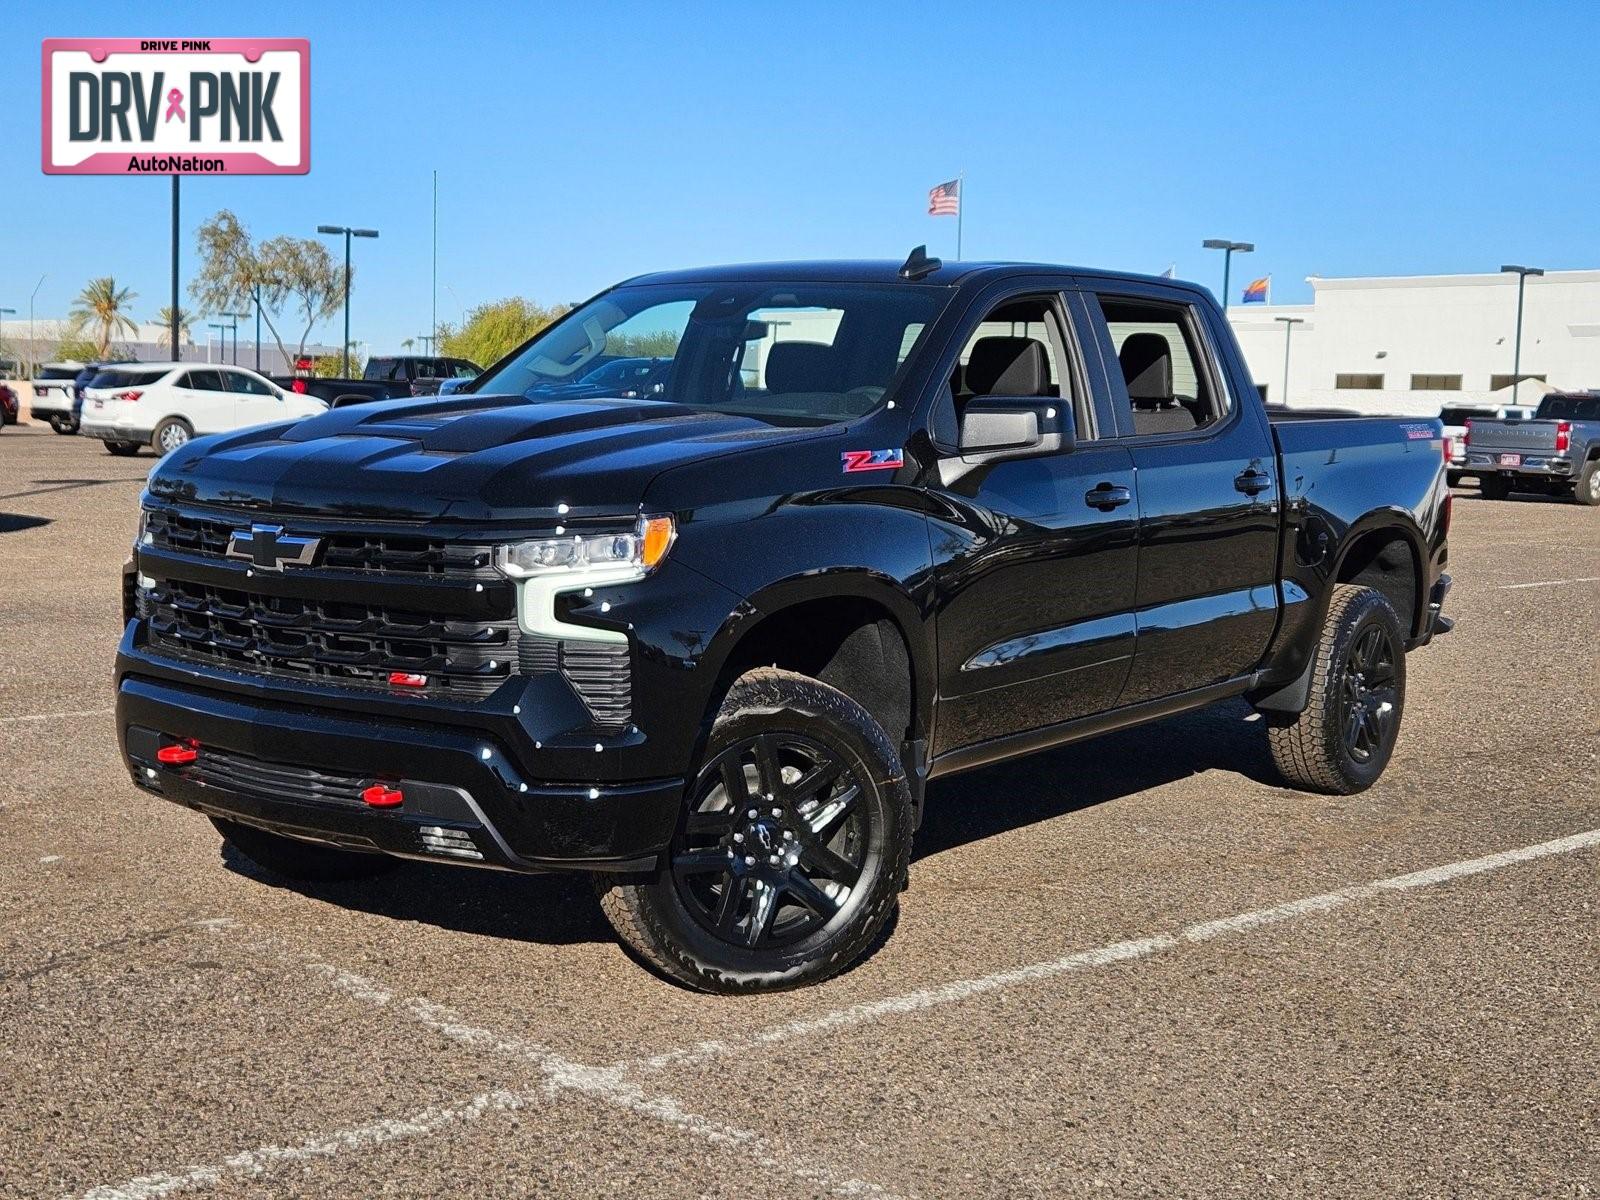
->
xmin=206 ymin=322 xmax=227 ymax=364
xmin=317 ymin=224 xmax=380 ymax=377
xmin=28 ymin=275 xmax=45 ymax=378
xmin=1203 ymin=239 xmax=1254 ymax=309
xmin=0 ymin=308 xmax=16 ymax=376
xmin=250 ymin=284 xmax=263 ymax=372
xmin=1274 ymin=316 xmax=1304 ymax=404
xmin=1500 ymin=264 xmax=1543 ymax=395
xmin=225 ymin=312 xmax=249 ymax=365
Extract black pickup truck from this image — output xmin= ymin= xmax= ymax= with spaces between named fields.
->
xmin=272 ymin=355 xmax=483 ymax=408
xmin=117 ymin=255 xmax=1452 ymax=992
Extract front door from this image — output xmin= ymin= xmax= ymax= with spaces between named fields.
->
xmin=223 ymin=369 xmax=282 ymax=429
xmin=926 ymin=289 xmax=1139 ymax=756
xmin=1076 ymin=286 xmax=1280 ymax=703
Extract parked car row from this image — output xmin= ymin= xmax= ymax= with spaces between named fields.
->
xmin=15 ymin=353 xmax=484 ymax=456
xmin=1448 ymin=392 xmax=1600 ymax=505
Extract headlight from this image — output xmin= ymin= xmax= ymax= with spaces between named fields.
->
xmin=493 ymin=515 xmax=675 ymax=579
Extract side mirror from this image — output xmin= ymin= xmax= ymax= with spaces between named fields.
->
xmin=941 ymin=396 xmax=1074 ymax=485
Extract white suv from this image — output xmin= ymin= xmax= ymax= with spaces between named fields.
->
xmin=78 ymin=362 xmax=328 ymax=456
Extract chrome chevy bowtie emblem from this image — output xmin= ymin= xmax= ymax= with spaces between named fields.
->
xmin=225 ymin=523 xmax=322 ymax=571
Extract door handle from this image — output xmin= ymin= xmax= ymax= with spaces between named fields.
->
xmin=1085 ymin=483 xmax=1133 ymax=511
xmin=1234 ymin=467 xmax=1273 ymax=496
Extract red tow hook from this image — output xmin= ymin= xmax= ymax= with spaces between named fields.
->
xmin=156 ymin=739 xmax=199 ymax=765
xmin=361 ymin=784 xmax=405 ymax=808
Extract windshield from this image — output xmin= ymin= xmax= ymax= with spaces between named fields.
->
xmin=1439 ymin=407 xmax=1491 ymax=425
xmin=472 ymin=282 xmax=948 ymax=426
xmin=1537 ymin=394 xmax=1600 ymax=421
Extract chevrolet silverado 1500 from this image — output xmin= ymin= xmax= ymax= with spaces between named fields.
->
xmin=117 ymin=253 xmax=1452 ymax=992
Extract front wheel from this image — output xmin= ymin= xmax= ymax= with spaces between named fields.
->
xmin=105 ymin=440 xmax=142 ymax=457
xmin=1479 ymin=475 xmax=1511 ymax=500
xmin=597 ymin=668 xmax=912 ymax=993
xmin=1265 ymin=584 xmax=1406 ymax=795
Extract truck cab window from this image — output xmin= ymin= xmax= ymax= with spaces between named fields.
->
xmin=931 ymin=296 xmax=1077 ymax=447
xmin=1097 ymin=297 xmax=1226 ymax=435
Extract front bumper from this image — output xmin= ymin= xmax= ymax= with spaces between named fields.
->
xmin=117 ymin=670 xmax=684 ymax=873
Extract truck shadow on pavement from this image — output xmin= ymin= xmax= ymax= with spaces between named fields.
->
xmin=0 ymin=513 xmax=52 ymax=533
xmin=219 ymin=700 xmax=1276 ymax=949
xmin=915 ymin=699 xmax=1279 ymax=862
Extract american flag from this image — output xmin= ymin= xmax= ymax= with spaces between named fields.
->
xmin=928 ymin=178 xmax=961 ymax=216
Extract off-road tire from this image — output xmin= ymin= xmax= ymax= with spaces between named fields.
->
xmin=1574 ymin=459 xmax=1600 ymax=506
xmin=211 ymin=816 xmax=398 ymax=882
xmin=105 ymin=440 xmax=141 ymax=457
xmin=596 ymin=668 xmax=912 ymax=993
xmin=153 ymin=416 xmax=193 ymax=455
xmin=1265 ymin=584 xmax=1406 ymax=795
xmin=1479 ymin=475 xmax=1511 ymax=500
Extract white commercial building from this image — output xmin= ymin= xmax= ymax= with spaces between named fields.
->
xmin=1227 ymin=269 xmax=1600 ymax=417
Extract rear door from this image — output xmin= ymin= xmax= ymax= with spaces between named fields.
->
xmin=925 ymin=282 xmax=1139 ymax=755
xmin=1074 ymin=283 xmax=1280 ymax=703
xmin=175 ymin=368 xmax=232 ymax=433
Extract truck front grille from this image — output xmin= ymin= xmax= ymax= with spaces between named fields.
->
xmin=143 ymin=508 xmax=499 ymax=579
xmin=143 ymin=579 xmax=517 ymax=698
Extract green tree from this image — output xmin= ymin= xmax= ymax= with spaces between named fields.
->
xmin=192 ymin=209 xmax=348 ymax=369
xmin=438 ymin=298 xmax=569 ymax=368
xmin=72 ymin=277 xmax=139 ymax=358
xmin=53 ymin=329 xmax=102 ymax=363
xmin=153 ymin=306 xmax=193 ymax=353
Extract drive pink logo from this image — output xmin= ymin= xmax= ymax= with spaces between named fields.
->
xmin=42 ymin=38 xmax=310 ymax=175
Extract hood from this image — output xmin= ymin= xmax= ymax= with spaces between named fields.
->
xmin=147 ymin=394 xmax=821 ymax=522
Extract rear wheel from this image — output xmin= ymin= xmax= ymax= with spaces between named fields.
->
xmin=49 ymin=415 xmax=77 ymax=435
xmin=1574 ymin=459 xmax=1600 ymax=506
xmin=105 ymin=440 xmax=141 ymax=457
xmin=211 ymin=817 xmax=398 ymax=882
xmin=153 ymin=417 xmax=193 ymax=455
xmin=597 ymin=668 xmax=911 ymax=993
xmin=1479 ymin=475 xmax=1511 ymax=500
xmin=1265 ymin=584 xmax=1406 ymax=795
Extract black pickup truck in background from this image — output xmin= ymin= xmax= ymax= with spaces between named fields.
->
xmin=1459 ymin=391 xmax=1600 ymax=504
xmin=271 ymin=354 xmax=482 ymax=408
xmin=116 ymin=254 xmax=1451 ymax=992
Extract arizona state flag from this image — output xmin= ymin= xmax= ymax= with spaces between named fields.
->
xmin=1242 ymin=275 xmax=1270 ymax=303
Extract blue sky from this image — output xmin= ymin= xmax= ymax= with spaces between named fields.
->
xmin=4 ymin=0 xmax=1597 ymax=356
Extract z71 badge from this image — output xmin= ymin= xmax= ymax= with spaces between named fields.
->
xmin=841 ymin=448 xmax=904 ymax=473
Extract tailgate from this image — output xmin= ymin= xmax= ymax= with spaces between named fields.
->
xmin=1468 ymin=420 xmax=1560 ymax=452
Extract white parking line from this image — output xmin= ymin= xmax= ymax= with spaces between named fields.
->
xmin=1497 ymin=576 xmax=1600 ymax=590
xmin=635 ymin=826 xmax=1600 ymax=1072
xmin=0 ymin=706 xmax=114 ymax=725
xmin=78 ymin=1090 xmax=535 ymax=1200
xmin=75 ymin=827 xmax=1600 ymax=1200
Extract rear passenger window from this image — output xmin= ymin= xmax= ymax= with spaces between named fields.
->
xmin=1095 ymin=297 xmax=1227 ymax=436
xmin=181 ymin=369 xmax=226 ymax=392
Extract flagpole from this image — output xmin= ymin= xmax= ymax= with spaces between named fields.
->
xmin=956 ymin=171 xmax=964 ymax=261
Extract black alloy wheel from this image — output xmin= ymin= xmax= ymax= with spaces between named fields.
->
xmin=1340 ymin=623 xmax=1399 ymax=765
xmin=595 ymin=668 xmax=911 ymax=993
xmin=672 ymin=732 xmax=868 ymax=951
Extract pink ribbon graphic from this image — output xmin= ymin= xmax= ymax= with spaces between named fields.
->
xmin=164 ymin=88 xmax=185 ymax=123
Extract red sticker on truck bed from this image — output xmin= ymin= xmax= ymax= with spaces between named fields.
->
xmin=841 ymin=449 xmax=904 ymax=473
xmin=1402 ymin=424 xmax=1436 ymax=440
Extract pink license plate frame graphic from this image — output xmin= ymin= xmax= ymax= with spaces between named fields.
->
xmin=42 ymin=38 xmax=310 ymax=175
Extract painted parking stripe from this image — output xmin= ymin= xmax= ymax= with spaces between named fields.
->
xmin=635 ymin=826 xmax=1600 ymax=1072
xmin=75 ymin=829 xmax=1600 ymax=1199
xmin=1496 ymin=576 xmax=1600 ymax=590
xmin=0 ymin=706 xmax=114 ymax=724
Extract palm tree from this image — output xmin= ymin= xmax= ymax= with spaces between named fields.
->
xmin=154 ymin=306 xmax=193 ymax=354
xmin=402 ymin=337 xmax=415 ymax=352
xmin=72 ymin=277 xmax=139 ymax=358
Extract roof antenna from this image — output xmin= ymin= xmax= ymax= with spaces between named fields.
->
xmin=898 ymin=244 xmax=942 ymax=281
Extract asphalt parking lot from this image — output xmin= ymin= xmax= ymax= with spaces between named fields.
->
xmin=1 ymin=421 xmax=1596 ymax=1200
